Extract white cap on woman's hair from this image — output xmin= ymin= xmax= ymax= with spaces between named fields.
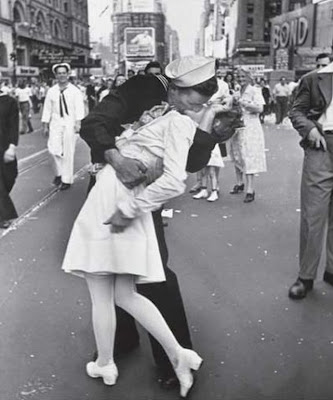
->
xmin=52 ymin=63 xmax=71 ymax=74
xmin=165 ymin=56 xmax=215 ymax=87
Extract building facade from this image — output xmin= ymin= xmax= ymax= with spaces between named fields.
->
xmin=227 ymin=0 xmax=282 ymax=67
xmin=111 ymin=0 xmax=178 ymax=73
xmin=0 ymin=0 xmax=13 ymax=80
xmin=3 ymin=0 xmax=93 ymax=83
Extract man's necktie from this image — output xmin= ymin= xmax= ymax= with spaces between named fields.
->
xmin=59 ymin=88 xmax=69 ymax=118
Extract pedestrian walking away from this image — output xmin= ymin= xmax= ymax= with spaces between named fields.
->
xmin=272 ymin=76 xmax=291 ymax=125
xmin=289 ymin=59 xmax=333 ymax=299
xmin=15 ymin=81 xmax=33 ymax=135
xmin=0 ymin=88 xmax=19 ymax=229
xmin=62 ymin=56 xmax=223 ymax=397
xmin=41 ymin=63 xmax=85 ymax=191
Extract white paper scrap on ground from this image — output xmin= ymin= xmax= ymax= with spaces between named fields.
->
xmin=161 ymin=209 xmax=173 ymax=219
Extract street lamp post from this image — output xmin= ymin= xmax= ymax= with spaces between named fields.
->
xmin=10 ymin=23 xmax=17 ymax=86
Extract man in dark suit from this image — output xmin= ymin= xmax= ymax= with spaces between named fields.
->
xmin=289 ymin=59 xmax=333 ymax=299
xmin=80 ymin=73 xmax=217 ymax=387
xmin=0 ymin=89 xmax=19 ymax=229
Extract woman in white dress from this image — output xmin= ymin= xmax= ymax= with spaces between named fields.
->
xmin=62 ymin=56 xmax=222 ymax=398
xmin=229 ymin=68 xmax=267 ymax=203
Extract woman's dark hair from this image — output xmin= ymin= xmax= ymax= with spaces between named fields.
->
xmin=188 ymin=76 xmax=218 ymax=97
xmin=111 ymin=74 xmax=125 ymax=89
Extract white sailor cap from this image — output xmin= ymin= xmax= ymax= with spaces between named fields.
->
xmin=52 ymin=63 xmax=71 ymax=74
xmin=165 ymin=56 xmax=215 ymax=88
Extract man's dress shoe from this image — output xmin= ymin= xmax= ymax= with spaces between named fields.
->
xmin=288 ymin=278 xmax=313 ymax=299
xmin=323 ymin=271 xmax=333 ymax=286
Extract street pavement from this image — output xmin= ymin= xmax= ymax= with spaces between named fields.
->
xmin=0 ymin=117 xmax=333 ymax=400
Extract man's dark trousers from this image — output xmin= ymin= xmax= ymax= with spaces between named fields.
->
xmin=88 ymin=175 xmax=192 ymax=375
xmin=299 ymin=136 xmax=333 ymax=280
xmin=275 ymin=96 xmax=289 ymax=124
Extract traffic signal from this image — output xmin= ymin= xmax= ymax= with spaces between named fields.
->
xmin=10 ymin=52 xmax=17 ymax=61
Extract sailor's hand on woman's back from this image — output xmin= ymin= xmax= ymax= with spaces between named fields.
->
xmin=104 ymin=149 xmax=147 ymax=189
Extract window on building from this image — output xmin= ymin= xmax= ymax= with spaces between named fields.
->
xmin=13 ymin=2 xmax=24 ymax=23
xmin=247 ymin=1 xmax=254 ymax=13
xmin=0 ymin=43 xmax=8 ymax=67
xmin=75 ymin=27 xmax=79 ymax=43
xmin=289 ymin=0 xmax=306 ymax=11
xmin=246 ymin=30 xmax=253 ymax=40
xmin=64 ymin=2 xmax=68 ymax=12
xmin=36 ymin=12 xmax=46 ymax=32
xmin=49 ymin=19 xmax=54 ymax=36
xmin=16 ymin=48 xmax=25 ymax=66
xmin=64 ymin=22 xmax=68 ymax=39
xmin=54 ymin=20 xmax=62 ymax=39
xmin=264 ymin=1 xmax=282 ymax=43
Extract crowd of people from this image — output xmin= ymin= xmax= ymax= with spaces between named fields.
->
xmin=1 ymin=51 xmax=333 ymax=397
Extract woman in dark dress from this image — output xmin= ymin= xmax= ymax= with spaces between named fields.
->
xmin=0 ymin=90 xmax=19 ymax=229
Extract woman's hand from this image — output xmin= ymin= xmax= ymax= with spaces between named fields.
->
xmin=104 ymin=209 xmax=133 ymax=233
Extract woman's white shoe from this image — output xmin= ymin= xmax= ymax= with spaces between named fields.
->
xmin=86 ymin=361 xmax=118 ymax=385
xmin=192 ymin=188 xmax=208 ymax=200
xmin=174 ymin=349 xmax=203 ymax=398
xmin=207 ymin=190 xmax=219 ymax=202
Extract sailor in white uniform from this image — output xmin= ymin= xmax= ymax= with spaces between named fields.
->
xmin=42 ymin=63 xmax=85 ymax=190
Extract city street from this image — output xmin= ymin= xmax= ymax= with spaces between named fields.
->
xmin=1 ymin=118 xmax=333 ymax=400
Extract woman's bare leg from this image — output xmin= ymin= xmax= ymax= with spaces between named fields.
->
xmin=85 ymin=274 xmax=116 ymax=366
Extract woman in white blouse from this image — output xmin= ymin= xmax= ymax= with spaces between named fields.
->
xmin=229 ymin=68 xmax=267 ymax=203
xmin=62 ymin=56 xmax=222 ymax=398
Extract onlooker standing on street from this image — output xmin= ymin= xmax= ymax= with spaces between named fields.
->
xmin=272 ymin=76 xmax=290 ymax=125
xmin=127 ymin=69 xmax=135 ymax=78
xmin=316 ymin=53 xmax=331 ymax=70
xmin=224 ymin=71 xmax=235 ymax=93
xmin=259 ymin=78 xmax=271 ymax=124
xmin=111 ymin=74 xmax=127 ymax=89
xmin=15 ymin=81 xmax=33 ymax=134
xmin=99 ymin=77 xmax=114 ymax=102
xmin=0 ymin=87 xmax=19 ymax=229
xmin=192 ymin=68 xmax=231 ymax=202
xmin=42 ymin=63 xmax=85 ymax=191
xmin=144 ymin=61 xmax=163 ymax=75
xmin=288 ymin=59 xmax=333 ymax=299
xmin=86 ymin=76 xmax=97 ymax=112
xmin=229 ymin=67 xmax=267 ymax=203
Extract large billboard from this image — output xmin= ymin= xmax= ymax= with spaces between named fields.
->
xmin=125 ymin=27 xmax=155 ymax=57
xmin=271 ymin=4 xmax=315 ymax=50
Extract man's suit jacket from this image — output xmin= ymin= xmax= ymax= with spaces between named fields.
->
xmin=290 ymin=67 xmax=333 ymax=146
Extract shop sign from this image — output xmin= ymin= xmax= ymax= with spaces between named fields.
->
xmin=236 ymin=64 xmax=266 ymax=75
xmin=125 ymin=27 xmax=155 ymax=57
xmin=31 ymin=51 xmax=86 ymax=67
xmin=275 ymin=49 xmax=289 ymax=70
xmin=271 ymin=4 xmax=314 ymax=50
xmin=16 ymin=66 xmax=39 ymax=76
